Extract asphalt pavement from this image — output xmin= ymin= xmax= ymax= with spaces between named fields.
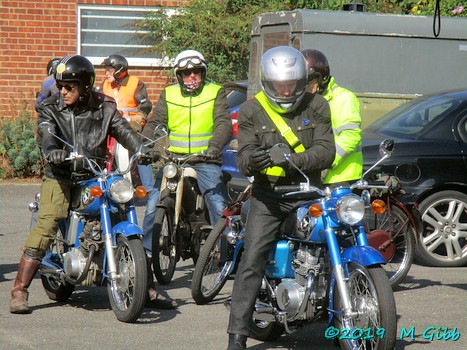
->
xmin=0 ymin=181 xmax=466 ymax=350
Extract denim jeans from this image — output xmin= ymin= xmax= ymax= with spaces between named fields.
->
xmin=141 ymin=163 xmax=228 ymax=255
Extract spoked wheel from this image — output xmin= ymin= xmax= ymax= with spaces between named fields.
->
xmin=41 ymin=274 xmax=75 ymax=301
xmin=365 ymin=203 xmax=416 ymax=287
xmin=249 ymin=317 xmax=285 ymax=342
xmin=107 ymin=236 xmax=147 ymax=323
xmin=334 ymin=263 xmax=396 ymax=350
xmin=41 ymin=228 xmax=75 ymax=301
xmin=152 ymin=207 xmax=178 ymax=285
xmin=191 ymin=218 xmax=234 ymax=305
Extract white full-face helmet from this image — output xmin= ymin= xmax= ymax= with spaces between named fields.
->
xmin=260 ymin=46 xmax=308 ymax=113
xmin=173 ymin=50 xmax=207 ymax=94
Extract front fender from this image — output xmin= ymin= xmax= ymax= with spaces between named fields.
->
xmin=328 ymin=246 xmax=386 ymax=325
xmin=157 ymin=193 xmax=175 ymax=211
xmin=112 ymin=222 xmax=142 ymax=238
xmin=341 ymin=245 xmax=386 ymax=266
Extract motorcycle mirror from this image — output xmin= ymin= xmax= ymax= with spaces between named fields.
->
xmin=379 ymin=139 xmax=394 ymax=158
xmin=269 ymin=143 xmax=291 ymax=164
xmin=154 ymin=124 xmax=168 ymax=139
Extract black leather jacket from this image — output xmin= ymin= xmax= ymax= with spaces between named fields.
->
xmin=37 ymin=91 xmax=143 ymax=182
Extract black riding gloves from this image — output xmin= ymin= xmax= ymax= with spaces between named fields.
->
xmin=47 ymin=150 xmax=67 ymax=165
xmin=249 ymin=147 xmax=271 ymax=171
xmin=205 ymin=147 xmax=221 ymax=160
xmin=139 ymin=150 xmax=160 ymax=165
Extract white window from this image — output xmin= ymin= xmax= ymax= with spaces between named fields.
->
xmin=77 ymin=5 xmax=172 ymax=67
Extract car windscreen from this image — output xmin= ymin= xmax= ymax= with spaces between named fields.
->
xmin=365 ymin=94 xmax=461 ymax=138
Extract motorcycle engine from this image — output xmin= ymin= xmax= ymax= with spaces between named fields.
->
xmin=276 ymin=245 xmax=322 ymax=317
xmin=62 ymin=219 xmax=102 ymax=286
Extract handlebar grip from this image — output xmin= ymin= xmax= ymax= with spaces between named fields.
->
xmin=274 ymin=185 xmax=302 ymax=193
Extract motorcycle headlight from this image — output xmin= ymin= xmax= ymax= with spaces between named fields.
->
xmin=109 ymin=178 xmax=134 ymax=203
xmin=163 ymin=164 xmax=178 ymax=179
xmin=336 ymin=195 xmax=365 ymax=225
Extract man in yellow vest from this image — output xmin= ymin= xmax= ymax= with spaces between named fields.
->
xmin=302 ymin=49 xmax=363 ymax=186
xmin=226 ymin=46 xmax=335 ymax=350
xmin=100 ymin=54 xmax=176 ymax=309
xmin=141 ymin=49 xmax=232 ymax=304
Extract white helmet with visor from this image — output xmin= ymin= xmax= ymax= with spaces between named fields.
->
xmin=174 ymin=50 xmax=207 ymax=94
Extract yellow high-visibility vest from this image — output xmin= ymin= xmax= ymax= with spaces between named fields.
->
xmin=322 ymin=77 xmax=363 ymax=184
xmin=255 ymin=91 xmax=305 ymax=177
xmin=166 ymin=83 xmax=221 ymax=154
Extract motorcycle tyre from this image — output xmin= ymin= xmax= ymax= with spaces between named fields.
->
xmin=41 ymin=274 xmax=75 ymax=301
xmin=40 ymin=227 xmax=75 ymax=301
xmin=249 ymin=316 xmax=285 ymax=342
xmin=191 ymin=218 xmax=232 ymax=305
xmin=367 ymin=204 xmax=416 ymax=287
xmin=108 ymin=236 xmax=147 ymax=323
xmin=334 ymin=263 xmax=396 ymax=350
xmin=152 ymin=207 xmax=178 ymax=285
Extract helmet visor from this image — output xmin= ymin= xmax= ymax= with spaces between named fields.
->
xmin=262 ymin=78 xmax=307 ymax=103
xmin=177 ymin=57 xmax=204 ymax=70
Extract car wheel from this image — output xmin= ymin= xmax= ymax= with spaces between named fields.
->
xmin=416 ymin=190 xmax=467 ymax=267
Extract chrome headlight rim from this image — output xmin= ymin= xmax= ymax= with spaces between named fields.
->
xmin=109 ymin=178 xmax=134 ymax=204
xmin=163 ymin=163 xmax=178 ymax=179
xmin=336 ymin=195 xmax=365 ymax=225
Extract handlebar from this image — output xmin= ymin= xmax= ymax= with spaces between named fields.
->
xmin=66 ymin=149 xmax=142 ymax=177
xmin=274 ymin=183 xmax=328 ymax=197
xmin=160 ymin=151 xmax=211 ymax=165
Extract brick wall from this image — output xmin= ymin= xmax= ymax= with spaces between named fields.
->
xmin=0 ymin=0 xmax=188 ymax=119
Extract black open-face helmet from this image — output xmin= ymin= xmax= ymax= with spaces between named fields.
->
xmin=101 ymin=54 xmax=128 ymax=80
xmin=55 ymin=54 xmax=95 ymax=97
xmin=301 ymin=49 xmax=331 ymax=94
xmin=46 ymin=58 xmax=61 ymax=76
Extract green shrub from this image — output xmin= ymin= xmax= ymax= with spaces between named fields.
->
xmin=0 ymin=110 xmax=44 ymax=179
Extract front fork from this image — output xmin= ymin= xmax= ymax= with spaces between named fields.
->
xmin=326 ymin=228 xmax=358 ymax=318
xmin=100 ymin=200 xmax=119 ymax=282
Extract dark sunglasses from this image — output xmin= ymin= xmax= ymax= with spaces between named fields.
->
xmin=56 ymin=83 xmax=77 ymax=92
xmin=181 ymin=68 xmax=202 ymax=76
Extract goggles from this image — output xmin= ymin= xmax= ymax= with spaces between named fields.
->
xmin=181 ymin=68 xmax=202 ymax=76
xmin=177 ymin=56 xmax=204 ymax=70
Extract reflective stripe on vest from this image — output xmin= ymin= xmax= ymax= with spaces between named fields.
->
xmin=166 ymin=83 xmax=221 ymax=154
xmin=255 ymin=91 xmax=305 ymax=177
xmin=102 ymin=76 xmax=140 ymax=116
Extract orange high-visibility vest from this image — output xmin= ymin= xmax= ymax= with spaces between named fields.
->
xmin=102 ymin=76 xmax=140 ymax=117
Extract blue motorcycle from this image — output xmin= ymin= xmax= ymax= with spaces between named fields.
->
xmin=195 ymin=140 xmax=397 ymax=349
xmin=28 ymin=127 xmax=166 ymax=323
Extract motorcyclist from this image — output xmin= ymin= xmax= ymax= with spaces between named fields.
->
xmin=226 ymin=46 xmax=335 ymax=349
xmin=9 ymin=54 xmax=153 ymax=314
xmin=140 ymin=49 xmax=231 ymax=253
xmin=35 ymin=57 xmax=61 ymax=111
xmin=100 ymin=54 xmax=153 ymax=183
xmin=301 ymin=49 xmax=363 ymax=185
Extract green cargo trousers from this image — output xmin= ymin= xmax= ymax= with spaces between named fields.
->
xmin=24 ymin=177 xmax=72 ymax=252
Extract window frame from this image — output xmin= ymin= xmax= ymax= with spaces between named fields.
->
xmin=77 ymin=5 xmax=173 ymax=67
